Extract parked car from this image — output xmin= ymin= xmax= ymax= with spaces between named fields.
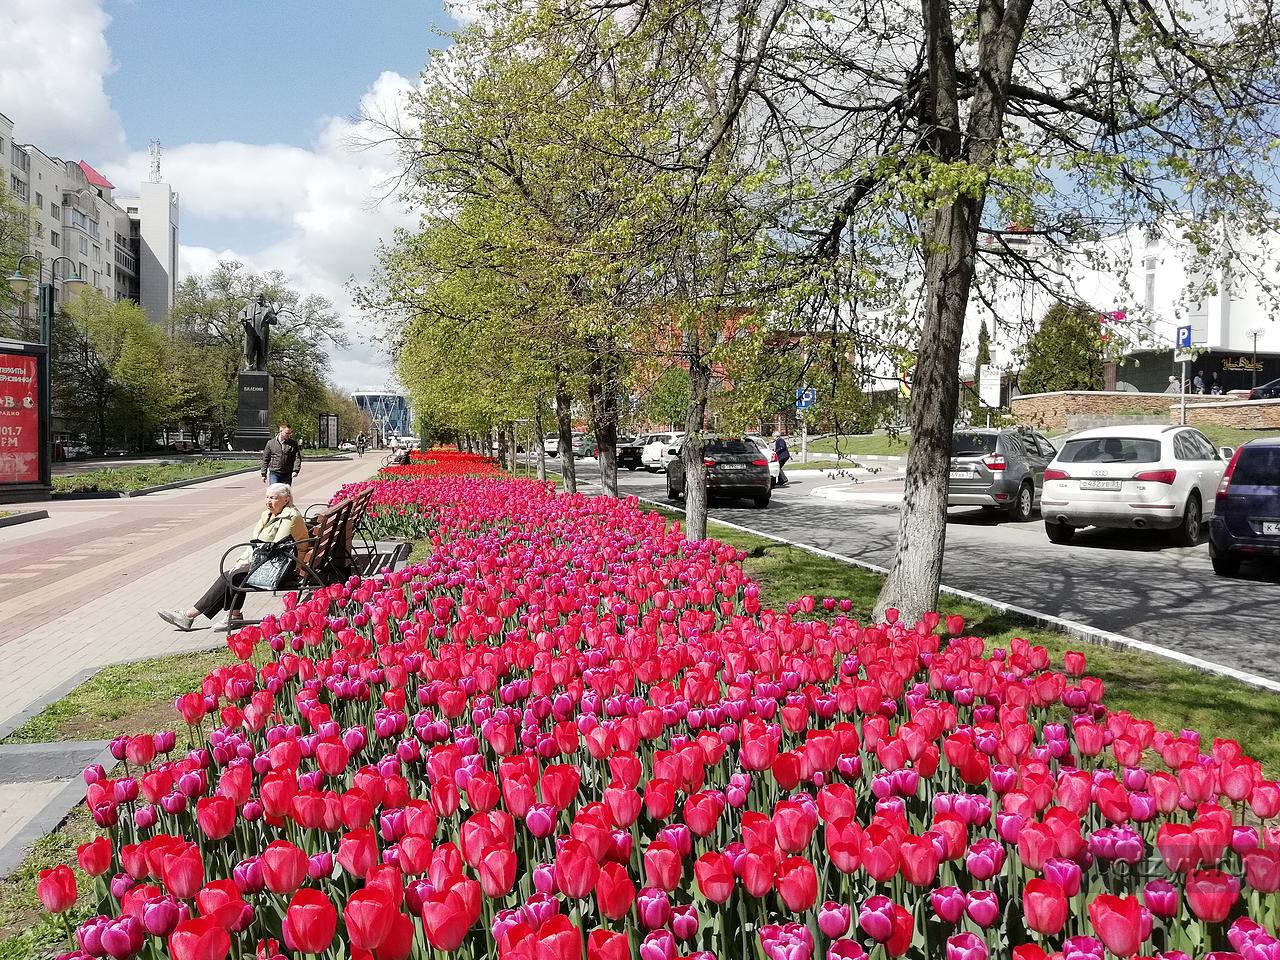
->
xmin=543 ymin=434 xmax=561 ymax=457
xmin=62 ymin=441 xmax=91 ymax=459
xmin=102 ymin=446 xmax=133 ymax=457
xmin=339 ymin=441 xmax=357 ymax=452
xmin=1209 ymin=439 xmax=1280 ymax=575
xmin=1248 ymin=377 xmax=1280 ymax=400
xmin=618 ymin=435 xmax=646 ymax=471
xmin=642 ymin=432 xmax=684 ymax=471
xmin=1040 ymin=425 xmax=1226 ymax=546
xmin=745 ymin=434 xmax=782 ymax=485
xmin=572 ymin=434 xmax=596 ymax=459
xmin=947 ymin=427 xmax=1057 ymax=522
xmin=666 ymin=436 xmax=772 ymax=507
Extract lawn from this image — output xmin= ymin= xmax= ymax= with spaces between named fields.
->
xmin=51 ymin=459 xmax=252 ymax=494
xmin=2 ymin=649 xmax=233 ymax=745
xmin=805 ymin=433 xmax=910 ymax=457
xmin=1193 ymin=425 xmax=1280 ymax=449
xmin=642 ymin=501 xmax=1280 ymax=775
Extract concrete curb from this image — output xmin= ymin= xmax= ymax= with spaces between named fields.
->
xmin=635 ymin=495 xmax=1280 ymax=695
xmin=0 ymin=742 xmax=116 ymax=878
xmin=52 ymin=465 xmax=262 ymax=500
xmin=0 ymin=510 xmax=48 ymax=529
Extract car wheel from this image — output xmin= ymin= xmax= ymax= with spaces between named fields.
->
xmin=666 ymin=475 xmax=681 ymax=502
xmin=1171 ymin=493 xmax=1202 ymax=547
xmin=753 ymin=489 xmax=772 ymax=508
xmin=627 ymin=466 xmax=637 ymax=471
xmin=1210 ymin=548 xmax=1242 ymax=576
xmin=1010 ymin=481 xmax=1035 ymax=522
xmin=1044 ymin=520 xmax=1075 ymax=544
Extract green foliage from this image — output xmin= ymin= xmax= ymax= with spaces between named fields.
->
xmin=0 ymin=181 xmax=28 ymax=325
xmin=1018 ymin=303 xmax=1107 ymax=395
xmin=49 ymin=458 xmax=249 ymax=494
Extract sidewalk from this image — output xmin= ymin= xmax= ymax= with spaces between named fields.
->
xmin=0 ymin=455 xmax=376 ymax=874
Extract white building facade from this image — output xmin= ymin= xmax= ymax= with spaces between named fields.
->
xmin=0 ymin=111 xmax=179 ymax=324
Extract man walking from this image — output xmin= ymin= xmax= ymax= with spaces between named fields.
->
xmin=262 ymin=423 xmax=302 ymax=487
xmin=773 ymin=430 xmax=791 ymax=487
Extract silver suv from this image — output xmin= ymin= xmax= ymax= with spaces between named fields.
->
xmin=947 ymin=427 xmax=1057 ymax=522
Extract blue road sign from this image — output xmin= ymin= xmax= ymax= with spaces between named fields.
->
xmin=1176 ymin=325 xmax=1193 ymax=349
xmin=796 ymin=387 xmax=816 ymax=410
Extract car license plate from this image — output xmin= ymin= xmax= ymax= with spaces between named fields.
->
xmin=949 ymin=471 xmax=971 ymax=480
xmin=1263 ymin=521 xmax=1280 ymax=536
xmin=1079 ymin=479 xmax=1122 ymax=491
xmin=720 ymin=463 xmax=745 ymax=470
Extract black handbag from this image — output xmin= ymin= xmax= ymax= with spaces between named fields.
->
xmin=244 ymin=537 xmax=295 ymax=589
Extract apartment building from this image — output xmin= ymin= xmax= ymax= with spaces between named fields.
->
xmin=0 ymin=111 xmax=179 ymax=323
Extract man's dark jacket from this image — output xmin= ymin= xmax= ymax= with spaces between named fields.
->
xmin=261 ymin=436 xmax=302 ymax=478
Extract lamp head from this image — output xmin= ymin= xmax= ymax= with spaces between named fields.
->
xmin=61 ymin=272 xmax=89 ymax=298
xmin=6 ymin=271 xmax=32 ymax=298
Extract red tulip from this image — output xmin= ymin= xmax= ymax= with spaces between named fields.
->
xmin=261 ymin=841 xmax=309 ymax=894
xmin=77 ymin=837 xmax=112 ymax=877
xmin=36 ymin=865 xmax=76 ymax=913
xmin=375 ymin=913 xmax=414 ymax=960
xmin=196 ymin=880 xmax=246 ymax=929
xmin=541 ymin=764 xmax=581 ymax=810
xmin=588 ymin=929 xmax=631 ymax=960
xmin=422 ymin=880 xmax=479 ymax=951
xmin=339 ymin=829 xmax=381 ymax=878
xmin=195 ymin=796 xmax=236 ymax=841
xmin=596 ymin=862 xmax=636 ymax=920
xmin=738 ymin=847 xmax=776 ymax=897
xmin=345 ymin=886 xmax=398 ymax=951
xmin=694 ymin=852 xmax=734 ymax=904
xmin=899 ymin=835 xmax=939 ymax=886
xmin=161 ymin=842 xmax=205 ymax=899
xmin=1023 ymin=879 xmax=1068 ymax=936
xmin=683 ymin=791 xmax=725 ymax=836
xmin=775 ymin=856 xmax=818 ymax=911
xmin=1185 ymin=869 xmax=1240 ymax=923
xmin=285 ymin=889 xmax=338 ymax=954
xmin=169 ymin=917 xmax=231 ymax=960
xmin=478 ymin=845 xmax=517 ymax=897
xmin=643 ymin=841 xmax=682 ymax=891
xmin=554 ymin=839 xmax=599 ymax=899
xmin=1088 ymin=894 xmax=1143 ymax=957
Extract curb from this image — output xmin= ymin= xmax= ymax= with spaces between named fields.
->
xmin=0 ymin=509 xmax=48 ymax=529
xmin=635 ymin=495 xmax=1280 ymax=695
xmin=52 ymin=466 xmax=263 ymax=500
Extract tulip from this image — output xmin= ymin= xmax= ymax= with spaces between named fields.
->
xmin=168 ymin=917 xmax=230 ymax=960
xmin=553 ymin=839 xmax=599 ymax=899
xmin=1024 ymin=879 xmax=1068 ymax=936
xmin=946 ymin=933 xmax=988 ymax=960
xmin=596 ymin=862 xmax=636 ymax=921
xmin=775 ymin=856 xmax=818 ymax=911
xmin=344 ymin=886 xmax=398 ymax=951
xmin=818 ymin=901 xmax=851 ymax=938
xmin=965 ymin=891 xmax=999 ymax=928
xmin=77 ymin=838 xmax=113 ymax=877
xmin=671 ymin=904 xmax=699 ymax=942
xmin=260 ymin=841 xmax=308 ymax=894
xmin=694 ymin=851 xmax=735 ymax=904
xmin=1185 ymin=869 xmax=1240 ymax=923
xmin=37 ymin=865 xmax=77 ymax=913
xmin=930 ymin=886 xmax=966 ymax=924
xmin=637 ymin=887 xmax=672 ymax=930
xmin=858 ymin=896 xmax=895 ymax=943
xmin=588 ymin=929 xmax=631 ymax=960
xmin=1087 ymin=894 xmax=1143 ymax=957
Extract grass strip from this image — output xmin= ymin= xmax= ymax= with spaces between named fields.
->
xmin=641 ymin=502 xmax=1280 ymax=774
xmin=0 ymin=806 xmax=96 ymax=960
xmin=52 ymin=459 xmax=251 ymax=494
xmin=2 ymin=649 xmax=233 ymax=745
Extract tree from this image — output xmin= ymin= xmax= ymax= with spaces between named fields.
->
xmin=0 ymin=182 xmax=31 ymax=330
xmin=1018 ymin=304 xmax=1106 ymax=395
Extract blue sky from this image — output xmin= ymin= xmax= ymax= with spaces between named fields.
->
xmin=0 ymin=0 xmax=460 ymax=387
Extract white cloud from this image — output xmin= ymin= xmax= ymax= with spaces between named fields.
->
xmin=107 ymin=71 xmax=422 ymax=390
xmin=0 ymin=0 xmax=127 ymax=161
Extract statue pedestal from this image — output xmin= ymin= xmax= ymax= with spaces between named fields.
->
xmin=234 ymin=371 xmax=273 ymax=451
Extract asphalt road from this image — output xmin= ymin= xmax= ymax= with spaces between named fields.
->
xmin=558 ymin=457 xmax=1280 ymax=683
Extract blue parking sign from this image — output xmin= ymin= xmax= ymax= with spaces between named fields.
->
xmin=796 ymin=387 xmax=816 ymax=410
xmin=1176 ymin=325 xmax=1193 ymax=349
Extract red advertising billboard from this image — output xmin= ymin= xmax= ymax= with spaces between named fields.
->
xmin=0 ymin=351 xmax=41 ymax=484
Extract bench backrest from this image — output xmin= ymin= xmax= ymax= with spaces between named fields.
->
xmin=343 ymin=487 xmax=375 ymax=551
xmin=306 ymin=502 xmax=351 ymax=579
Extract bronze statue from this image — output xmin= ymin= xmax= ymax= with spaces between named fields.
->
xmin=239 ymin=295 xmax=278 ymax=372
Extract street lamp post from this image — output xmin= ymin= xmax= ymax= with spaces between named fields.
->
xmin=7 ymin=253 xmax=89 ymax=466
xmin=1248 ymin=327 xmax=1266 ymax=389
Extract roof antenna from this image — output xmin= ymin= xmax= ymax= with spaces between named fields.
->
xmin=148 ymin=140 xmax=162 ymax=183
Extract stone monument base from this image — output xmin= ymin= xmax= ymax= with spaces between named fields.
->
xmin=234 ymin=371 xmax=273 ymax=451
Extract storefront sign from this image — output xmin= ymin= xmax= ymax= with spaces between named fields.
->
xmin=0 ymin=351 xmax=40 ymax=484
xmin=1222 ymin=356 xmax=1265 ymax=372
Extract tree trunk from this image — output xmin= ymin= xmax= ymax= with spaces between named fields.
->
xmin=534 ymin=407 xmax=547 ymax=483
xmin=682 ymin=350 xmax=715 ymax=540
xmin=586 ymin=345 xmax=621 ymax=497
xmin=555 ymin=381 xmax=577 ymax=494
xmin=508 ymin=422 xmax=518 ymax=472
xmin=873 ymin=201 xmax=981 ymax=622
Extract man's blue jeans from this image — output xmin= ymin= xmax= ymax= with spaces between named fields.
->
xmin=267 ymin=472 xmax=289 ymax=487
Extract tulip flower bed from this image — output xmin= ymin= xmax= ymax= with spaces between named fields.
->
xmin=29 ymin=464 xmax=1280 ymax=960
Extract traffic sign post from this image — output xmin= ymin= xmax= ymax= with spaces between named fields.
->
xmin=796 ymin=387 xmax=815 ymax=463
xmin=1175 ymin=325 xmax=1193 ymax=425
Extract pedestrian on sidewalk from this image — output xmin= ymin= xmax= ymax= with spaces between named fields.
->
xmin=262 ymin=423 xmax=302 ymax=487
xmin=157 ymin=482 xmax=311 ymax=632
xmin=773 ymin=431 xmax=791 ymax=486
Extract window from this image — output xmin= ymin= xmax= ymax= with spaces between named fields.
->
xmin=1187 ymin=431 xmax=1219 ymax=461
xmin=79 ymin=236 xmax=89 ymax=255
xmin=9 ymin=174 xmax=27 ymax=201
xmin=50 ymin=230 xmax=60 ymax=249
xmin=35 ymin=191 xmax=42 ymax=209
xmin=951 ymin=432 xmax=998 ymax=456
xmin=705 ymin=439 xmax=754 ymax=456
xmin=1232 ymin=447 xmax=1280 ymax=486
xmin=9 ymin=144 xmax=29 ymax=173
xmin=34 ymin=221 xmax=43 ymax=239
xmin=104 ymin=264 xmax=110 ymax=278
xmin=1034 ymin=434 xmax=1057 ymax=458
xmin=1059 ymin=437 xmax=1162 ymax=464
xmin=79 ymin=261 xmax=88 ymax=279
xmin=1144 ymin=273 xmax=1156 ymax=311
xmin=1173 ymin=433 xmax=1197 ymax=461
xmin=50 ymin=202 xmax=59 ymax=220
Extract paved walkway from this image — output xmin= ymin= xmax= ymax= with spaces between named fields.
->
xmin=0 ymin=455 xmax=376 ymax=873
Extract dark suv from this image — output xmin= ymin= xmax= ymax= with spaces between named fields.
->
xmin=1209 ymin=439 xmax=1280 ymax=576
xmin=1248 ymin=377 xmax=1280 ymax=401
xmin=947 ymin=427 xmax=1057 ymax=522
xmin=666 ymin=437 xmax=772 ymax=507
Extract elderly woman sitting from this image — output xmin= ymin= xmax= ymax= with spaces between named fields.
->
xmin=158 ymin=482 xmax=310 ymax=632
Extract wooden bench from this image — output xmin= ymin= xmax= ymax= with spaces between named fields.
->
xmin=218 ymin=489 xmax=411 ymax=617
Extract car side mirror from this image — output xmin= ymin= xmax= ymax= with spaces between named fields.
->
xmin=1219 ymin=446 xmax=1235 ymax=461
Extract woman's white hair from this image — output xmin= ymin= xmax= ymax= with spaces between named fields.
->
xmin=266 ymin=482 xmax=293 ymax=501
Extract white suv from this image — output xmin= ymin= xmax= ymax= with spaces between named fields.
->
xmin=1040 ymin=425 xmax=1227 ymax=546
xmin=642 ymin=432 xmax=684 ymax=471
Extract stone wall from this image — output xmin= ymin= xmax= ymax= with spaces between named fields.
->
xmin=1011 ymin=390 xmax=1280 ymax=431
xmin=1173 ymin=398 xmax=1280 ymax=429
